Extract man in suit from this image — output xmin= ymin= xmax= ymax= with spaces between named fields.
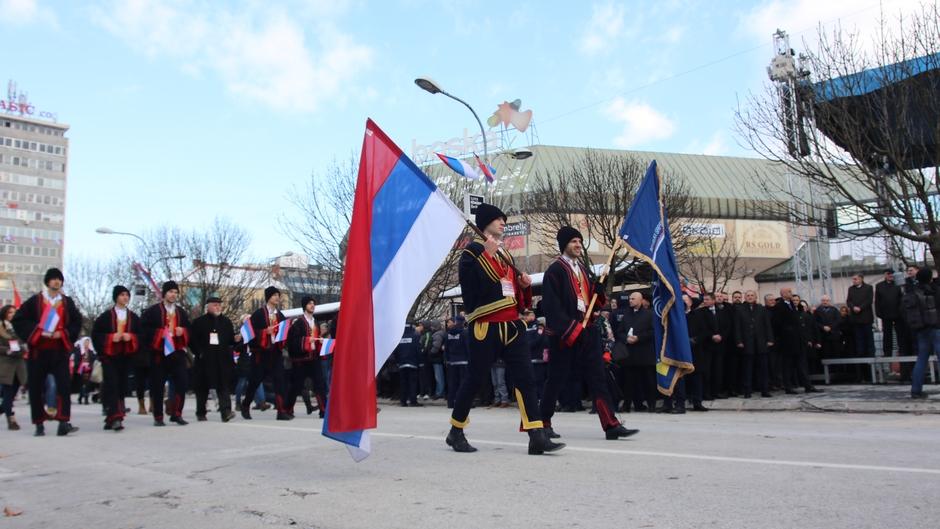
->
xmin=615 ymin=291 xmax=656 ymax=412
xmin=846 ymin=274 xmax=875 ymax=358
xmin=734 ymin=290 xmax=774 ymax=397
xmin=694 ymin=293 xmax=733 ymax=401
xmin=814 ymin=295 xmax=842 ymax=360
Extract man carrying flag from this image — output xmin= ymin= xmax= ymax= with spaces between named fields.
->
xmin=243 ymin=286 xmax=290 ymax=420
xmin=287 ymin=296 xmax=327 ymax=418
xmin=619 ymin=160 xmax=694 ymax=396
xmin=446 ymin=204 xmax=564 ymax=455
xmin=140 ymin=281 xmax=191 ymax=426
xmin=12 ymin=267 xmax=82 ymax=436
xmin=539 ymin=226 xmax=638 ymax=440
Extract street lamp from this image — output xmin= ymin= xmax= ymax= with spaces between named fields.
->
xmin=414 ymin=76 xmax=488 ymax=162
xmin=95 ymin=226 xmax=146 ymax=246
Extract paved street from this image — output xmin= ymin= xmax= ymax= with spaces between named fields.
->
xmin=2 ymin=401 xmax=940 ymax=529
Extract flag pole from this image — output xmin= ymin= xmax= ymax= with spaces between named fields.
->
xmin=464 ymin=219 xmax=525 ymax=277
xmin=581 ymin=239 xmax=622 ymax=327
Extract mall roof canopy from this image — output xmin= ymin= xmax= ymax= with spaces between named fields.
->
xmin=810 ymin=52 xmax=940 ymax=171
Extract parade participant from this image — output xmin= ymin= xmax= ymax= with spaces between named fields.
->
xmin=140 ymin=281 xmax=191 ymax=426
xmin=445 ymin=203 xmax=563 ymax=455
xmin=286 ymin=296 xmax=327 ymax=417
xmin=91 ymin=286 xmax=140 ymax=431
xmin=11 ymin=268 xmax=82 ymax=436
xmin=190 ymin=297 xmax=238 ymax=422
xmin=242 ymin=286 xmax=290 ymax=420
xmin=0 ymin=305 xmax=26 ymax=430
xmin=540 ymin=226 xmax=638 ymax=439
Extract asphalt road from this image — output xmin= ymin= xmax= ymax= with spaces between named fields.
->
xmin=2 ymin=402 xmax=939 ymax=529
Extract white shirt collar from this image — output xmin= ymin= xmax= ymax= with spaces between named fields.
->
xmin=304 ymin=313 xmax=316 ymax=327
xmin=163 ymin=302 xmax=176 ymax=313
xmin=561 ymin=255 xmax=580 ymax=277
xmin=43 ymin=289 xmax=62 ymax=304
xmin=115 ymin=306 xmax=128 ymax=318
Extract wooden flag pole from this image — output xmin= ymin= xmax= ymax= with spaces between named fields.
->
xmin=464 ymin=219 xmax=525 ymax=277
xmin=581 ymin=239 xmax=623 ymax=327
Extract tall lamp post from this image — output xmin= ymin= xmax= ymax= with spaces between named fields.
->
xmin=415 ymin=77 xmax=489 ymax=162
xmin=95 ymin=226 xmax=184 ymax=304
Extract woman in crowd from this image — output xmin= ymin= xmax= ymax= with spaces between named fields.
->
xmin=0 ymin=305 xmax=26 ymax=430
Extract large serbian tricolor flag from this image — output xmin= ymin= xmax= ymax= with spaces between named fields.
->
xmin=323 ymin=119 xmax=466 ymax=461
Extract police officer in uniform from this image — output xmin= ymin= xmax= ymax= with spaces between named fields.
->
xmin=445 ymin=204 xmax=564 ymax=455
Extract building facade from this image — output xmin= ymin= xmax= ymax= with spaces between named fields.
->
xmin=0 ymin=113 xmax=68 ymax=305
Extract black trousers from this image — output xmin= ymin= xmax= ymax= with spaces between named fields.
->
xmin=724 ymin=345 xmax=742 ymax=394
xmin=783 ymin=350 xmax=812 ymax=391
xmin=741 ymin=353 xmax=768 ymax=394
xmin=287 ymin=359 xmax=326 ymax=413
xmin=541 ymin=326 xmax=620 ymax=432
xmin=193 ymin=353 xmax=233 ymax=417
xmin=135 ymin=365 xmax=150 ymax=399
xmin=706 ymin=344 xmax=724 ymax=399
xmin=27 ymin=351 xmax=71 ymax=424
xmin=446 ymin=363 xmax=469 ymax=408
xmin=531 ymin=362 xmax=547 ymax=402
xmin=150 ymin=351 xmax=189 ymax=420
xmin=101 ymin=355 xmax=131 ymax=423
xmin=399 ymin=367 xmax=418 ymax=405
xmin=624 ymin=364 xmax=657 ymax=409
xmin=451 ymin=320 xmax=541 ymax=430
xmin=243 ymin=351 xmax=287 ymax=413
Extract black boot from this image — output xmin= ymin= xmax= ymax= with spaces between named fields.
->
xmin=57 ymin=421 xmax=78 ymax=436
xmin=241 ymin=400 xmax=252 ymax=420
xmin=544 ymin=426 xmax=561 ymax=439
xmin=605 ymin=424 xmax=639 ymax=440
xmin=445 ymin=426 xmax=477 ymax=453
xmin=528 ymin=428 xmax=565 ymax=455
xmin=276 ymin=412 xmax=293 ymax=421
xmin=112 ymin=419 xmax=124 ymax=431
xmin=221 ymin=410 xmax=236 ymax=422
xmin=169 ymin=416 xmax=188 ymax=425
xmin=34 ymin=423 xmax=45 ymax=437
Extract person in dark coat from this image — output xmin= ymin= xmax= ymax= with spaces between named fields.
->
xmin=242 ymin=286 xmax=290 ymax=420
xmin=286 ymin=296 xmax=327 ymax=417
xmin=791 ymin=295 xmax=822 ymax=393
xmin=445 ymin=203 xmax=562 ymax=455
xmin=190 ymin=297 xmax=239 ymax=422
xmin=394 ymin=324 xmax=422 ymax=407
xmin=693 ymin=293 xmax=733 ymax=401
xmin=445 ymin=316 xmax=470 ymax=409
xmin=91 ymin=286 xmax=140 ymax=431
xmin=876 ymin=269 xmax=910 ymax=359
xmin=615 ymin=291 xmax=656 ymax=412
xmin=814 ymin=295 xmax=842 ymax=360
xmin=12 ymin=268 xmax=82 ymax=436
xmin=139 ymin=281 xmax=191 ymax=426
xmin=540 ymin=226 xmax=636 ymax=439
xmin=1 ymin=305 xmax=26 ymax=431
xmin=734 ymin=290 xmax=774 ymax=397
xmin=523 ymin=311 xmax=548 ymax=402
xmin=846 ymin=274 xmax=875 ymax=357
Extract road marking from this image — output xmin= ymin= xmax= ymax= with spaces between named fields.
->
xmin=222 ymin=421 xmax=940 ymax=475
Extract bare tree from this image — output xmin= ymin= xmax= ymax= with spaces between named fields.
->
xmin=526 ymin=149 xmax=698 ymax=288
xmin=681 ymin=232 xmax=748 ymax=295
xmin=63 ymin=255 xmax=135 ymax=334
xmin=735 ymin=3 xmax=940 ymax=264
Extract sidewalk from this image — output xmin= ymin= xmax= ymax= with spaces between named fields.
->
xmin=380 ymin=384 xmax=940 ymax=414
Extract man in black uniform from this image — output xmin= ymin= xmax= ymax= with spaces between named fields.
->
xmin=444 ymin=316 xmax=470 ymax=409
xmin=12 ymin=267 xmax=82 ymax=436
xmin=445 ymin=203 xmax=563 ymax=455
xmin=734 ymin=290 xmax=774 ymax=397
xmin=91 ymin=285 xmax=140 ymax=431
xmin=191 ymin=296 xmax=239 ymax=422
xmin=243 ymin=286 xmax=290 ymax=420
xmin=140 ymin=281 xmax=191 ymax=426
xmin=540 ymin=226 xmax=637 ymax=440
xmin=286 ymin=296 xmax=327 ymax=417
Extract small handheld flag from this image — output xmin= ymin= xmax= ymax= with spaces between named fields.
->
xmin=163 ymin=329 xmax=175 ymax=357
xmin=436 ymin=153 xmax=480 ymax=180
xmin=240 ymin=319 xmax=255 ymax=343
xmin=320 ymin=338 xmax=335 ymax=357
xmin=473 ymin=153 xmax=496 ymax=183
xmin=40 ymin=306 xmax=60 ymax=333
xmin=273 ymin=320 xmax=289 ymax=343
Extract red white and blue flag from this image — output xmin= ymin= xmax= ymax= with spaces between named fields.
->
xmin=319 ymin=338 xmax=335 ymax=357
xmin=473 ymin=153 xmax=496 ymax=183
xmin=324 ymin=120 xmax=466 ymax=461
xmin=435 ymin=153 xmax=480 ymax=180
xmin=163 ymin=328 xmax=175 ymax=356
xmin=274 ymin=320 xmax=290 ymax=343
xmin=40 ymin=306 xmax=60 ymax=333
xmin=239 ymin=319 xmax=255 ymax=343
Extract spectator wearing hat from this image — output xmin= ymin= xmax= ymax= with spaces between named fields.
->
xmin=140 ymin=280 xmax=191 ymax=426
xmin=286 ymin=296 xmax=327 ymax=417
xmin=11 ymin=267 xmax=83 ymax=436
xmin=91 ymin=285 xmax=140 ymax=431
xmin=190 ymin=296 xmax=239 ymax=422
xmin=445 ymin=203 xmax=563 ymax=455
xmin=540 ymin=226 xmax=637 ymax=440
xmin=243 ymin=286 xmax=291 ymax=420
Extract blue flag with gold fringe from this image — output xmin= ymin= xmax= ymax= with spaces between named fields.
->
xmin=618 ymin=160 xmax=694 ymax=395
